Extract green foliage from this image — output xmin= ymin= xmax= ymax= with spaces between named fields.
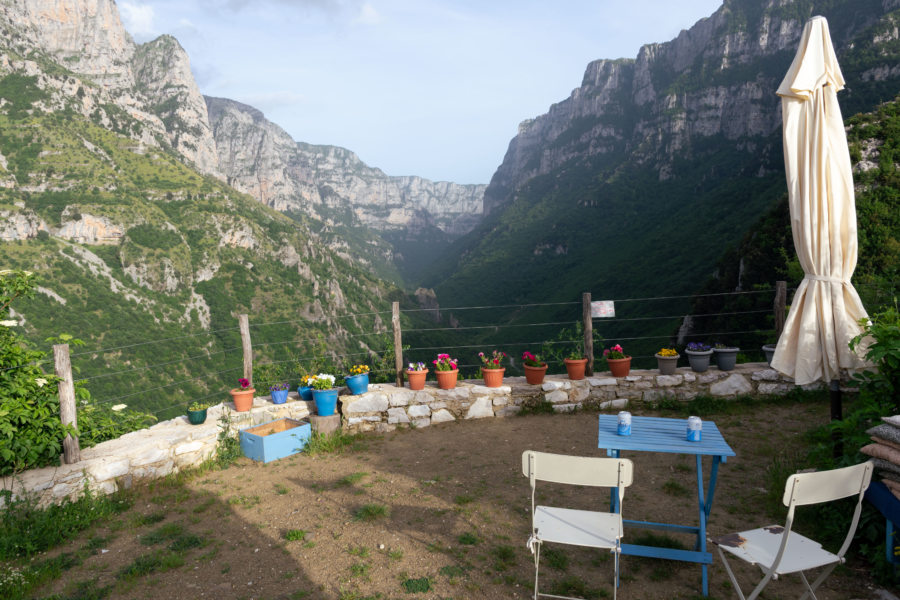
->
xmin=850 ymin=302 xmax=900 ymax=412
xmin=399 ymin=577 xmax=432 ymax=593
xmin=302 ymin=429 xmax=362 ymax=456
xmin=125 ymin=224 xmax=183 ymax=250
xmin=352 ymin=503 xmax=388 ymax=522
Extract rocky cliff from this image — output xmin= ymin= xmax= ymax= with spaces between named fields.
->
xmin=484 ymin=0 xmax=900 ymax=213
xmin=206 ymin=96 xmax=485 ymax=237
xmin=1 ymin=0 xmax=220 ymax=177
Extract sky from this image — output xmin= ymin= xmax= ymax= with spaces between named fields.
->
xmin=119 ymin=0 xmax=724 ymax=184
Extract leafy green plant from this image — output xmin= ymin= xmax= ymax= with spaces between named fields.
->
xmin=850 ymin=301 xmax=900 ymax=413
xmin=353 ymin=503 xmax=388 ymax=522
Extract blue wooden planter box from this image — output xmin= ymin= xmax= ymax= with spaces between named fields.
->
xmin=239 ymin=418 xmax=311 ymax=463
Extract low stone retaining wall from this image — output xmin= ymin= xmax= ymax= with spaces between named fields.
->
xmin=339 ymin=362 xmax=809 ymax=433
xmin=3 ymin=362 xmax=814 ymax=506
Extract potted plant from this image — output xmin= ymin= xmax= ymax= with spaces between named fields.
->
xmin=310 ymin=373 xmax=338 ymax=416
xmin=407 ymin=361 xmax=428 ymax=390
xmin=230 ymin=377 xmax=255 ymax=412
xmin=685 ymin=342 xmax=713 ymax=373
xmin=186 ymin=401 xmax=209 ymax=425
xmin=298 ymin=375 xmax=315 ymax=401
xmin=478 ymin=350 xmax=507 ymax=387
xmin=655 ymin=348 xmax=680 ymax=375
xmin=564 ymin=349 xmax=588 ymax=380
xmin=345 ymin=364 xmax=370 ymax=395
xmin=522 ymin=351 xmax=547 ymax=385
xmin=603 ymin=344 xmax=631 ymax=377
xmin=269 ymin=381 xmax=290 ymax=404
xmin=762 ymin=343 xmax=777 ymax=365
xmin=713 ymin=343 xmax=740 ymax=371
xmin=432 ymin=353 xmax=459 ymax=390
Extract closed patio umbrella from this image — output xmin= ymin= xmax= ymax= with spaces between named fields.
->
xmin=771 ymin=17 xmax=868 ymax=403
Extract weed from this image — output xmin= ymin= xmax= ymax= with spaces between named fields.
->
xmin=491 ymin=545 xmax=516 ymax=571
xmin=131 ymin=511 xmax=166 ymax=527
xmin=454 ymin=494 xmax=475 ymax=505
xmin=60 ymin=579 xmax=113 ymax=600
xmin=338 ymin=472 xmax=367 ymax=486
xmin=304 ymin=430 xmax=362 ymax=456
xmin=349 ymin=562 xmax=371 ymax=578
xmin=547 ymin=575 xmax=607 ymax=599
xmin=192 ymin=497 xmax=216 ymax=514
xmin=348 ymin=545 xmax=370 ymax=557
xmin=457 ymin=532 xmax=480 ymax=545
xmin=227 ymin=494 xmax=260 ymax=508
xmin=168 ymin=534 xmax=204 ymax=552
xmin=400 ymin=576 xmax=432 ymax=593
xmin=543 ymin=547 xmax=569 ymax=571
xmin=140 ymin=522 xmax=184 ymax=545
xmin=662 ymin=479 xmax=690 ymax=497
xmin=353 ymin=503 xmax=389 ymax=522
xmin=116 ymin=549 xmax=184 ymax=580
xmin=388 ymin=549 xmax=404 ymax=560
xmin=631 ymin=532 xmax=686 ymax=550
xmin=284 ymin=529 xmax=307 ymax=541
xmin=274 ymin=483 xmax=289 ymax=495
xmin=439 ymin=564 xmax=467 ymax=579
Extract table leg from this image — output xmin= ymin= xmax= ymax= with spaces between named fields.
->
xmin=706 ymin=456 xmax=722 ymax=520
xmin=695 ymin=454 xmax=709 ymax=596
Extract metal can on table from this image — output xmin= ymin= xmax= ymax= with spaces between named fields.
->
xmin=687 ymin=416 xmax=702 ymax=442
xmin=617 ymin=411 xmax=632 ymax=436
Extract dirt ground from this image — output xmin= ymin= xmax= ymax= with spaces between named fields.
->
xmin=33 ymin=401 xmax=893 ymax=600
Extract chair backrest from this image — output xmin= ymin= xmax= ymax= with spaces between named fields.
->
xmin=522 ymin=450 xmax=634 ymax=489
xmin=782 ymin=461 xmax=874 ymax=507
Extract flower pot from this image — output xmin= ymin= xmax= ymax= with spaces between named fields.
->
xmin=186 ymin=408 xmax=207 ymax=425
xmin=407 ymin=369 xmax=428 ymax=390
xmin=345 ymin=373 xmax=369 ymax=395
xmin=762 ymin=344 xmax=776 ymax=366
xmin=607 ymin=356 xmax=631 ymax=378
xmin=270 ymin=389 xmax=289 ymax=404
xmin=482 ymin=368 xmax=505 ymax=388
xmin=655 ymin=354 xmax=680 ymax=375
xmin=298 ymin=385 xmax=313 ymax=401
xmin=714 ymin=347 xmax=740 ymax=371
xmin=230 ymin=388 xmax=255 ymax=412
xmin=312 ymin=389 xmax=339 ymax=416
xmin=435 ymin=369 xmax=458 ymax=390
xmin=564 ymin=358 xmax=588 ymax=380
xmin=523 ymin=364 xmax=548 ymax=385
xmin=686 ymin=350 xmax=714 ymax=373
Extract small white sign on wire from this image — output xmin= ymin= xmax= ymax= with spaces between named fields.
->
xmin=591 ymin=300 xmax=615 ymax=318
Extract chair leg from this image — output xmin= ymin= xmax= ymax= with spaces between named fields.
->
xmin=798 ymin=563 xmax=837 ymax=600
xmin=533 ymin=541 xmax=541 ymax=600
xmin=613 ymin=545 xmax=619 ymax=600
xmin=716 ymin=546 xmax=748 ymax=600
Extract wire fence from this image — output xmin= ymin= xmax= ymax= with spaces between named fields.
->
xmin=46 ymin=278 xmax=897 ymax=441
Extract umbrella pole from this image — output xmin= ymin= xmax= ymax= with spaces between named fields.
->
xmin=830 ymin=379 xmax=843 ymax=459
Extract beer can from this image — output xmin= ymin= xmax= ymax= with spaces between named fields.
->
xmin=687 ymin=416 xmax=702 ymax=442
xmin=617 ymin=411 xmax=632 ymax=436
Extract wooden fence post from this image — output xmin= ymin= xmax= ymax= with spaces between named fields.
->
xmin=239 ymin=314 xmax=253 ymax=388
xmin=53 ymin=343 xmax=80 ymax=464
xmin=774 ymin=281 xmax=787 ymax=338
xmin=392 ymin=302 xmax=404 ymax=387
xmin=583 ymin=292 xmax=594 ymax=376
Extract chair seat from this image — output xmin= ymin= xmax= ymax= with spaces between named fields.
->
xmin=534 ymin=505 xmax=622 ymax=549
xmin=713 ymin=526 xmax=841 ymax=575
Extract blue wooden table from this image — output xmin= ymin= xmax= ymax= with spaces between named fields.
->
xmin=598 ymin=415 xmax=736 ymax=596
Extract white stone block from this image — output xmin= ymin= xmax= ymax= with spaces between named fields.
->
xmin=431 ymin=409 xmax=456 ymax=423
xmin=344 ymin=393 xmax=389 ymax=413
xmin=545 ymin=390 xmax=568 ymax=404
xmin=683 ymin=372 xmax=697 ymax=383
xmin=573 ymin=386 xmax=590 ymax=402
xmin=699 ymin=372 xmax=723 ymax=384
xmin=492 ymin=396 xmax=508 ymax=406
xmin=86 ymin=458 xmax=130 ymax=481
xmin=387 ymin=408 xmax=410 ymax=424
xmin=412 ymin=418 xmax=431 ymax=428
xmin=553 ymin=403 xmax=580 ymax=413
xmin=430 ymin=401 xmax=447 ymax=410
xmin=495 ymin=405 xmax=522 ymax=417
xmin=752 ymin=369 xmax=781 ymax=381
xmin=130 ymin=447 xmax=170 ymax=467
xmin=174 ymin=441 xmax=206 ymax=456
xmin=599 ymin=399 xmax=629 ymax=410
xmin=656 ymin=375 xmax=683 ymax=387
xmin=389 ymin=391 xmax=413 ymax=407
xmin=408 ymin=404 xmax=432 ymax=418
xmin=624 ymin=376 xmax=642 ymax=382
xmin=710 ymin=374 xmax=753 ymax=396
xmin=542 ymin=380 xmax=569 ymax=391
xmin=414 ymin=391 xmax=433 ymax=404
xmin=465 ymin=397 xmax=494 ymax=419
xmin=590 ymin=378 xmax=618 ymax=387
xmin=634 ymin=381 xmax=652 ymax=389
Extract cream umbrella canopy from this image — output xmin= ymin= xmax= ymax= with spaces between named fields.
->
xmin=771 ymin=16 xmax=868 ymax=388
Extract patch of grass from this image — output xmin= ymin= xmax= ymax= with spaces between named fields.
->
xmin=304 ymin=430 xmax=362 ymax=456
xmin=353 ymin=503 xmax=389 ymax=522
xmin=131 ymin=511 xmax=166 ymax=527
xmin=140 ymin=522 xmax=183 ymax=546
xmin=348 ymin=545 xmax=370 ymax=557
xmin=547 ymin=575 xmax=608 ymax=599
xmin=192 ymin=497 xmax=216 ymax=514
xmin=400 ymin=576 xmax=432 ymax=593
xmin=284 ymin=529 xmax=307 ymax=542
xmin=457 ymin=532 xmax=480 ymax=546
xmin=439 ymin=564 xmax=467 ymax=579
xmin=764 ymin=450 xmax=803 ymax=518
xmin=168 ymin=534 xmax=204 ymax=552
xmin=349 ymin=562 xmax=371 ymax=578
xmin=274 ymin=483 xmax=289 ymax=495
xmin=59 ymin=579 xmax=113 ymax=600
xmin=543 ymin=547 xmax=569 ymax=571
xmin=388 ymin=549 xmax=404 ymax=560
xmin=337 ymin=472 xmax=367 ymax=486
xmin=631 ymin=532 xmax=686 ymax=550
xmin=116 ymin=549 xmax=184 ymax=580
xmin=454 ymin=494 xmax=475 ymax=505
xmin=662 ymin=479 xmax=690 ymax=497
xmin=491 ymin=545 xmax=516 ymax=571
xmin=519 ymin=400 xmax=556 ymax=415
xmin=227 ymin=494 xmax=260 ymax=508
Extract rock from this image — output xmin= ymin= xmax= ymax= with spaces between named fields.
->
xmin=710 ymin=374 xmax=753 ymax=396
xmin=656 ymin=375 xmax=683 ymax=387
xmin=407 ymin=404 xmax=432 ymax=418
xmin=545 ymin=390 xmax=568 ymax=404
xmin=389 ymin=391 xmax=413 ymax=407
xmin=387 ymin=408 xmax=410 ymax=424
xmin=343 ymin=393 xmax=389 ymax=413
xmin=542 ymin=380 xmax=570 ymax=391
xmin=464 ymin=397 xmax=494 ymax=419
xmin=752 ymin=369 xmax=782 ymax=381
xmin=599 ymin=399 xmax=629 ymax=410
xmin=590 ymin=378 xmax=618 ymax=387
xmin=431 ymin=409 xmax=456 ymax=423
xmin=552 ymin=403 xmax=581 ymax=413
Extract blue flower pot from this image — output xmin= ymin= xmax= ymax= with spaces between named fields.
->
xmin=312 ymin=389 xmax=338 ymax=416
xmin=270 ymin=389 xmax=289 ymax=404
xmin=298 ymin=385 xmax=313 ymax=401
xmin=345 ymin=373 xmax=369 ymax=395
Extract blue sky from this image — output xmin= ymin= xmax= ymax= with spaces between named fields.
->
xmin=119 ymin=0 xmax=723 ymax=184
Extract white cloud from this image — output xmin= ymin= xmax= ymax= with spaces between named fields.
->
xmin=354 ymin=2 xmax=381 ymax=25
xmin=119 ymin=2 xmax=158 ymax=40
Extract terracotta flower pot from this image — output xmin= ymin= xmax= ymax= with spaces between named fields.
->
xmin=407 ymin=369 xmax=428 ymax=390
xmin=607 ymin=357 xmax=631 ymax=378
xmin=435 ymin=369 xmax=458 ymax=390
xmin=564 ymin=358 xmax=588 ymax=380
xmin=230 ymin=388 xmax=255 ymax=412
xmin=523 ymin=364 xmax=548 ymax=385
xmin=482 ymin=368 xmax=505 ymax=388
xmin=655 ymin=354 xmax=679 ymax=375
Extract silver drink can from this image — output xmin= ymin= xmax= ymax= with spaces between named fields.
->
xmin=687 ymin=416 xmax=702 ymax=442
xmin=617 ymin=411 xmax=632 ymax=436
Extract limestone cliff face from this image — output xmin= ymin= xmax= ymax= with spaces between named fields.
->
xmin=206 ymin=97 xmax=485 ymax=237
xmin=484 ymin=0 xmax=900 ymax=213
xmin=1 ymin=0 xmax=220 ymax=177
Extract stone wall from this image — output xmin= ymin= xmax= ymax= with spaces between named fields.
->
xmin=2 ymin=362 xmax=814 ymax=506
xmin=339 ymin=362 xmax=811 ymax=433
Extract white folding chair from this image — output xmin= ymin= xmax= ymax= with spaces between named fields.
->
xmin=522 ymin=450 xmax=634 ymax=600
xmin=712 ymin=460 xmax=874 ymax=600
